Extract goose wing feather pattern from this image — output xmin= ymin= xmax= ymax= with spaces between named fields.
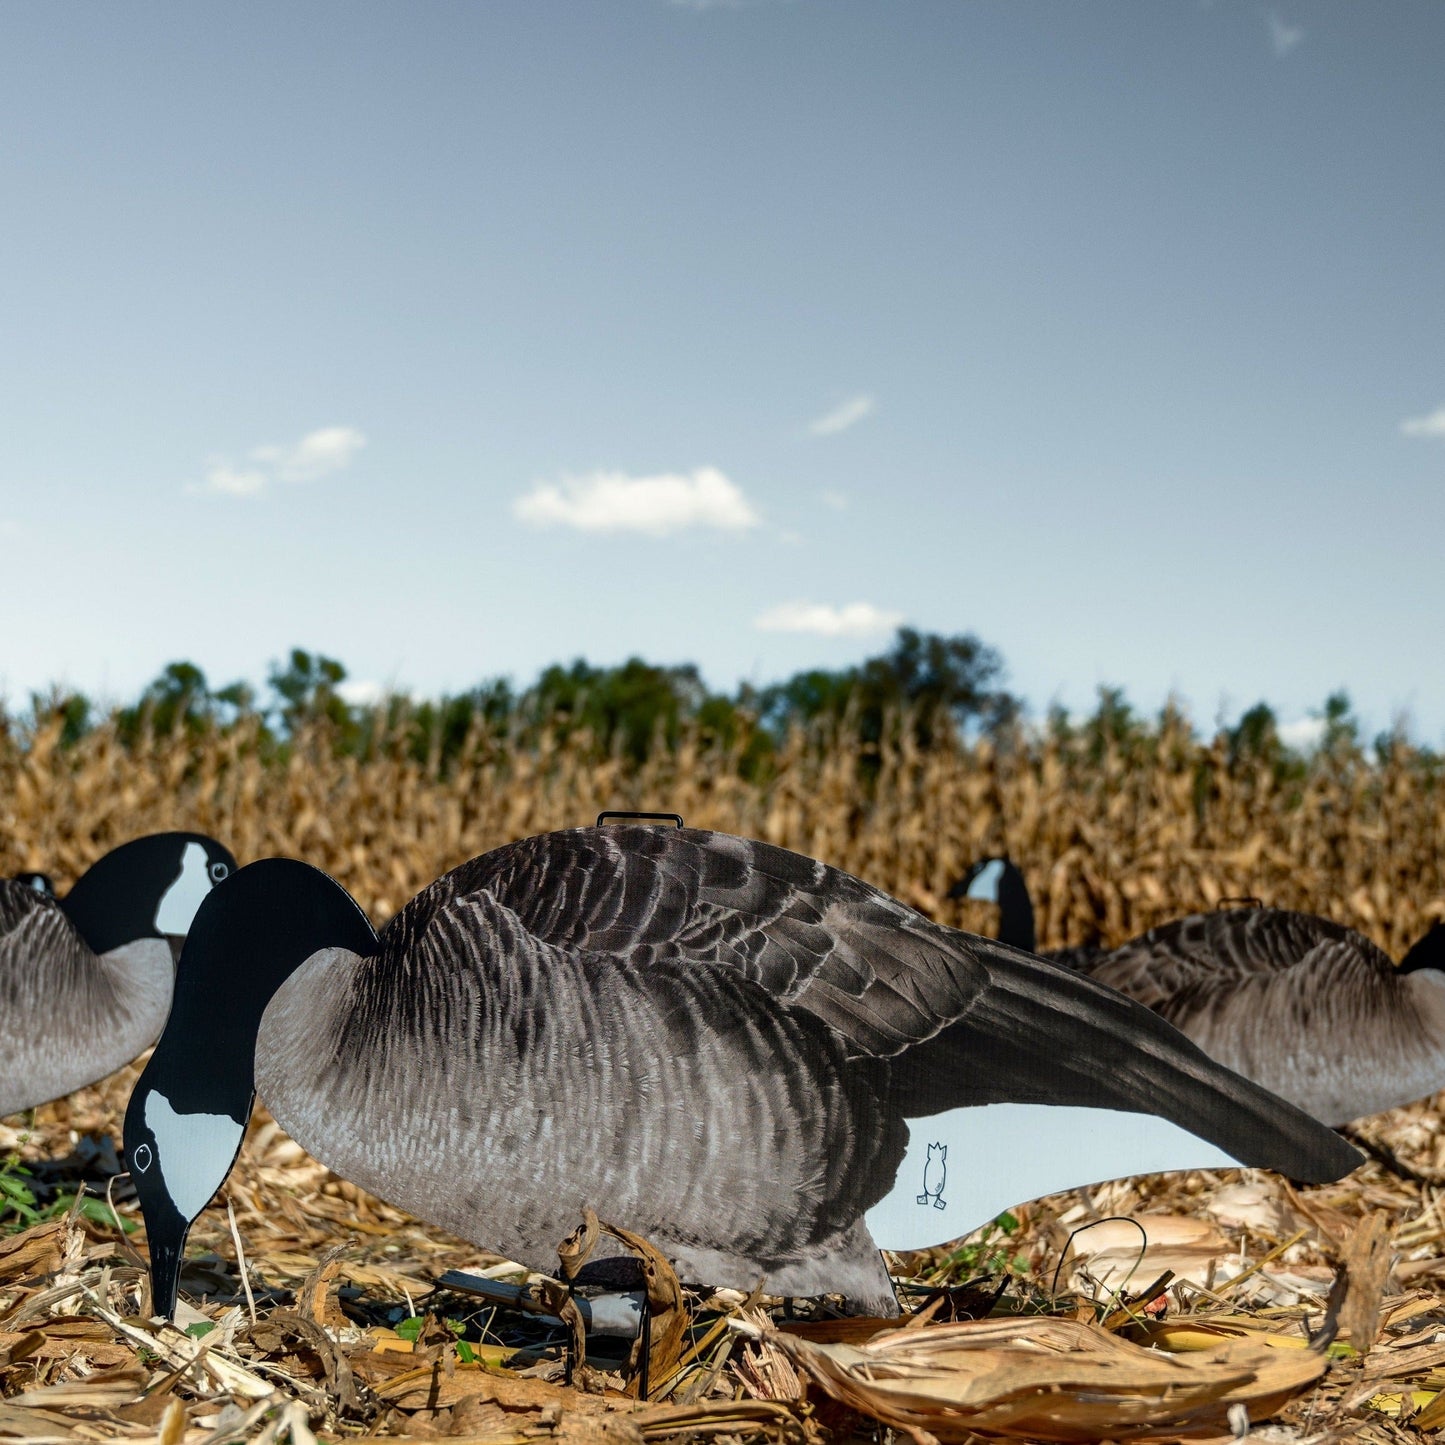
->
xmin=444 ymin=830 xmax=1363 ymax=1172
xmin=434 ymin=824 xmax=990 ymax=1055
xmin=1089 ymin=909 xmax=1399 ymax=1024
xmin=1086 ymin=908 xmax=1445 ymax=1124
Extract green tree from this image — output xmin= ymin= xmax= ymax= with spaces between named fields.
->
xmin=28 ymin=689 xmax=92 ymax=748
xmin=267 ymin=649 xmax=355 ymax=739
xmin=116 ymin=662 xmax=255 ymax=743
xmin=524 ymin=657 xmax=732 ymax=764
xmin=1228 ymin=701 xmax=1280 ymax=763
xmin=757 ymin=628 xmax=1017 ymax=748
xmin=400 ymin=680 xmax=516 ymax=768
xmin=1320 ymin=689 xmax=1359 ymax=754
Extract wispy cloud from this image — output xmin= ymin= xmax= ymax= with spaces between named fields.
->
xmin=820 ymin=490 xmax=849 ymax=510
xmin=1278 ymin=716 xmax=1326 ymax=750
xmin=193 ymin=426 xmax=367 ymax=498
xmin=253 ymin=426 xmax=368 ymax=482
xmin=754 ymin=600 xmax=903 ymax=637
xmin=1401 ymin=404 xmax=1445 ymax=439
xmin=807 ymin=394 xmax=875 ymax=437
xmin=337 ymin=679 xmax=388 ymax=707
xmin=513 ymin=467 xmax=760 ymax=536
xmin=199 ymin=463 xmax=271 ymax=498
xmin=1267 ymin=13 xmax=1304 ymax=56
xmin=0 ymin=519 xmax=27 ymax=541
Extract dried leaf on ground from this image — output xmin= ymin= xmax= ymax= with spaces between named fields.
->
xmin=1337 ymin=1211 xmax=1395 ymax=1354
xmin=762 ymin=1313 xmax=1329 ymax=1442
xmin=1065 ymin=1214 xmax=1228 ymax=1297
xmin=596 ymin=1220 xmax=686 ymax=1397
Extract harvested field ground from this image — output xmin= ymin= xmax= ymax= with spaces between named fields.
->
xmin=2 ymin=716 xmax=1444 ymax=1442
xmin=9 ymin=1075 xmax=1445 ymax=1445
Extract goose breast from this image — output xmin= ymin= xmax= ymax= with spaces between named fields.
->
xmin=256 ymin=896 xmax=905 ymax=1287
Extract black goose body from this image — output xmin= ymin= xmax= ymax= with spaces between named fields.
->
xmin=0 ymin=834 xmax=237 ymax=1118
xmin=125 ymin=826 xmax=1360 ymax=1319
xmin=954 ymin=856 xmax=1445 ymax=1126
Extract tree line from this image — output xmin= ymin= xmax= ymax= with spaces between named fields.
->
xmin=15 ymin=627 xmax=1412 ymax=780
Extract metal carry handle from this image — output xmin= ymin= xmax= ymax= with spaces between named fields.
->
xmin=595 ymin=811 xmax=685 ymax=829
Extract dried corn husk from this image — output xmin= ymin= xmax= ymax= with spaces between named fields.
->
xmin=1065 ymin=1214 xmax=1227 ymax=1296
xmin=760 ymin=1314 xmax=1328 ymax=1442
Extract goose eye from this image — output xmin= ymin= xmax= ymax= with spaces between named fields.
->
xmin=209 ymin=862 xmax=230 ymax=883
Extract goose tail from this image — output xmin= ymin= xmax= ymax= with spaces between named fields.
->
xmin=890 ymin=939 xmax=1361 ymax=1185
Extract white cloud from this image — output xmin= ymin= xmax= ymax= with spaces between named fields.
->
xmin=820 ymin=490 xmax=849 ymax=510
xmin=754 ymin=600 xmax=903 ymax=638
xmin=1267 ymin=13 xmax=1304 ymax=55
xmin=807 ymin=394 xmax=875 ymax=437
xmin=513 ymin=467 xmax=760 ymax=536
xmin=337 ymin=679 xmax=387 ymax=707
xmin=1278 ymin=716 xmax=1326 ymax=751
xmin=254 ymin=426 xmax=368 ymax=482
xmin=0 ymin=519 xmax=27 ymax=541
xmin=192 ymin=426 xmax=367 ymax=498
xmin=199 ymin=462 xmax=270 ymax=498
xmin=1401 ymin=405 xmax=1445 ymax=439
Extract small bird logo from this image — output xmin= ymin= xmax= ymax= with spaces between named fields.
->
xmin=917 ymin=1141 xmax=948 ymax=1209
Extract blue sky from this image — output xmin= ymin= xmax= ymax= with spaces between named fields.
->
xmin=2 ymin=1 xmax=1442 ymax=741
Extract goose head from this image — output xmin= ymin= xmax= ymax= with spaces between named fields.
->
xmin=946 ymin=856 xmax=1037 ymax=952
xmin=123 ymin=858 xmax=377 ymax=1319
xmin=62 ymin=833 xmax=238 ymax=954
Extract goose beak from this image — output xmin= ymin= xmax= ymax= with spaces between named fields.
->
xmin=145 ymin=1222 xmax=186 ymax=1322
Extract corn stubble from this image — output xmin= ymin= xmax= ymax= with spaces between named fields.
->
xmin=3 ymin=711 xmax=1445 ymax=1443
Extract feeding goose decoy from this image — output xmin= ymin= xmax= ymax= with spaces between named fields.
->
xmin=949 ymin=857 xmax=1104 ymax=969
xmin=953 ymin=856 xmax=1445 ymax=1127
xmin=1 ymin=832 xmax=238 ymax=1118
xmin=125 ymin=825 xmax=1360 ymax=1320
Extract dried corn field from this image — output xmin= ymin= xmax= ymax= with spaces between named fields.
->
xmin=4 ymin=713 xmax=1445 ymax=1445
xmin=3 ymin=712 xmax=1441 ymax=952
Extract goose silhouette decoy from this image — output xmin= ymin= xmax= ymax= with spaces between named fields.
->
xmin=952 ymin=856 xmax=1445 ymax=1126
xmin=125 ymin=826 xmax=1360 ymax=1320
xmin=1 ymin=833 xmax=238 ymax=1118
xmin=949 ymin=857 xmax=1104 ymax=969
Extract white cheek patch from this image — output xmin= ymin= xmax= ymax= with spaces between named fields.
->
xmin=143 ymin=1091 xmax=242 ymax=1221
xmin=154 ymin=842 xmax=213 ymax=936
xmin=965 ymin=859 xmax=1005 ymax=904
xmin=865 ymin=1103 xmax=1240 ymax=1251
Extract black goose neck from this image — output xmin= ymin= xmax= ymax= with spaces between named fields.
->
xmin=995 ymin=862 xmax=1038 ymax=952
xmin=143 ymin=858 xmax=378 ymax=1115
xmin=1400 ymin=922 xmax=1445 ymax=975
